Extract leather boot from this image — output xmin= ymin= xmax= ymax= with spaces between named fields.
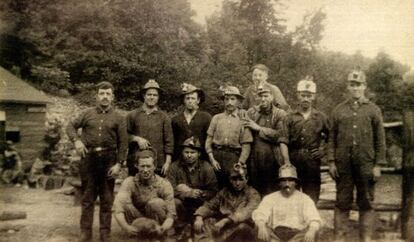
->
xmin=359 ymin=209 xmax=376 ymax=242
xmin=334 ymin=207 xmax=350 ymax=242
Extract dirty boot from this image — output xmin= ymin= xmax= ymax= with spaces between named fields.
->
xmin=359 ymin=209 xmax=376 ymax=242
xmin=334 ymin=207 xmax=350 ymax=242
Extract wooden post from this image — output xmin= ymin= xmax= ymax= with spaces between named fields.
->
xmin=401 ymin=110 xmax=414 ymax=240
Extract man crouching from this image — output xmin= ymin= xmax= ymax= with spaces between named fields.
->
xmin=193 ymin=163 xmax=260 ymax=242
xmin=112 ymin=148 xmax=176 ymax=241
xmin=252 ymin=164 xmax=321 ymax=242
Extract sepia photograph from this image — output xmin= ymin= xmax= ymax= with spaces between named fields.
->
xmin=0 ymin=0 xmax=413 ymax=241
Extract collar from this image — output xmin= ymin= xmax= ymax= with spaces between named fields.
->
xmin=224 ymin=109 xmax=239 ymax=117
xmin=96 ymin=105 xmax=113 ymax=114
xmin=293 ymin=107 xmax=320 ymax=118
xmin=140 ymin=105 xmax=159 ymax=114
xmin=254 ymin=80 xmax=270 ymax=90
xmin=347 ymin=97 xmax=370 ymax=105
xmin=134 ymin=174 xmax=157 ymax=187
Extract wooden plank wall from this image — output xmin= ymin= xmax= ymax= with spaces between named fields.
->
xmin=0 ymin=103 xmax=48 ymax=167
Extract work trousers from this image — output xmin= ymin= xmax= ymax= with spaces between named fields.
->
xmin=265 ymin=225 xmax=308 ymax=242
xmin=290 ymin=148 xmax=322 ymax=203
xmin=212 ymin=147 xmax=240 ymax=188
xmin=79 ymin=150 xmax=116 ymax=236
xmin=194 ymin=218 xmax=255 ymax=242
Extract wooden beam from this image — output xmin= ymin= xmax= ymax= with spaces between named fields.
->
xmin=317 ymin=199 xmax=401 ymax=211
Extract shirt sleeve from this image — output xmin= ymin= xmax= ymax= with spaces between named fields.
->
xmin=194 ymin=190 xmax=222 ymax=218
xmin=126 ymin=111 xmax=135 ymax=134
xmin=240 ymin=125 xmax=253 ymax=144
xmin=112 ymin=177 xmax=134 ymax=214
xmin=205 ymin=116 xmax=218 ymax=153
xmin=303 ymin=194 xmax=322 ymax=226
xmin=258 ymin=109 xmax=288 ymax=144
xmin=163 ymin=114 xmax=174 ymax=155
xmin=66 ymin=109 xmax=87 ymax=142
xmin=327 ymin=107 xmax=339 ymax=161
xmin=117 ymin=114 xmax=128 ymax=162
xmin=252 ymin=194 xmax=273 ymax=224
xmin=229 ymin=187 xmax=261 ymax=223
xmin=160 ymin=179 xmax=177 ymax=219
xmin=372 ymin=105 xmax=386 ymax=164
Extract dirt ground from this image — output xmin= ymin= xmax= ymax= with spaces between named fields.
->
xmin=0 ymin=174 xmax=404 ymax=242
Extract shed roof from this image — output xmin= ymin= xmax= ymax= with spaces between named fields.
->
xmin=0 ymin=66 xmax=52 ymax=104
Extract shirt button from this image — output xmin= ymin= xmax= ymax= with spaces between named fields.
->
xmin=353 ymin=141 xmax=357 ymax=145
xmin=101 ymin=120 xmax=104 ymax=123
xmin=303 ymin=129 xmax=306 ymax=132
xmin=301 ymin=137 xmax=304 ymax=140
xmin=99 ymin=127 xmax=102 ymax=130
xmin=99 ymin=133 xmax=101 ymax=137
xmin=353 ymin=112 xmax=357 ymax=116
xmin=353 ymin=125 xmax=357 ymax=128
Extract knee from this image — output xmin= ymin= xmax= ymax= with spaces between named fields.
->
xmin=146 ymin=198 xmax=167 ymax=211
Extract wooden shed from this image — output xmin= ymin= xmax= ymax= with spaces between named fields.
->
xmin=0 ymin=66 xmax=52 ymax=165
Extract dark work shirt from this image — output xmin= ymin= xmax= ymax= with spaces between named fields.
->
xmin=171 ymin=110 xmax=211 ymax=159
xmin=328 ymin=98 xmax=386 ymax=164
xmin=285 ymin=108 xmax=330 ymax=150
xmin=126 ymin=107 xmax=174 ymax=169
xmin=242 ymin=82 xmax=289 ymax=111
xmin=66 ymin=106 xmax=128 ymax=162
xmin=166 ymin=159 xmax=218 ymax=200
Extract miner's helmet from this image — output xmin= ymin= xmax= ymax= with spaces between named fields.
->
xmin=347 ymin=70 xmax=366 ymax=83
xmin=181 ymin=136 xmax=203 ymax=151
xmin=220 ymin=86 xmax=244 ymax=100
xmin=180 ymin=83 xmax=205 ymax=104
xmin=135 ymin=147 xmax=157 ymax=163
xmin=229 ymin=162 xmax=248 ymax=180
xmin=297 ymin=76 xmax=316 ymax=93
xmin=140 ymin=79 xmax=163 ymax=100
xmin=278 ymin=164 xmax=299 ymax=181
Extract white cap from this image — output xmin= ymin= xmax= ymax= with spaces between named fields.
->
xmin=297 ymin=76 xmax=316 ymax=93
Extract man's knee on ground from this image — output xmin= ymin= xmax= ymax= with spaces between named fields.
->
xmin=145 ymin=198 xmax=167 ymax=220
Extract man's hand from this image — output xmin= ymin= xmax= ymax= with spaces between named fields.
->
xmin=160 ymin=217 xmax=174 ymax=234
xmin=304 ymin=229 xmax=317 ymax=242
xmin=213 ymin=218 xmax=230 ymax=233
xmin=161 ymin=161 xmax=171 ymax=176
xmin=373 ymin=165 xmax=381 ymax=182
xmin=74 ymin=140 xmax=88 ymax=158
xmin=107 ymin=163 xmax=121 ymax=178
xmin=328 ymin=161 xmax=339 ymax=180
xmin=257 ymin=222 xmax=270 ymax=242
xmin=243 ymin=119 xmax=261 ymax=131
xmin=190 ymin=189 xmax=203 ymax=199
xmin=134 ymin=136 xmax=151 ymax=150
xmin=210 ymin=157 xmax=221 ymax=171
xmin=126 ymin=225 xmax=138 ymax=236
xmin=194 ymin=216 xmax=204 ymax=233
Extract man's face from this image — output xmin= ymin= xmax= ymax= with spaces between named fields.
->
xmin=347 ymin=81 xmax=366 ymax=99
xmin=297 ymin=91 xmax=315 ymax=109
xmin=259 ymin=92 xmax=273 ymax=109
xmin=182 ymin=147 xmax=200 ymax=166
xmin=224 ymin=95 xmax=239 ymax=112
xmin=136 ymin=157 xmax=155 ymax=180
xmin=96 ymin=88 xmax=114 ymax=107
xmin=252 ymin=69 xmax=268 ymax=84
xmin=279 ymin=178 xmax=297 ymax=197
xmin=184 ymin=92 xmax=200 ymax=111
xmin=144 ymin=88 xmax=159 ymax=107
xmin=230 ymin=175 xmax=248 ymax=191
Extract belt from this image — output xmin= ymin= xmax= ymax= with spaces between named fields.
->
xmin=213 ymin=144 xmax=241 ymax=151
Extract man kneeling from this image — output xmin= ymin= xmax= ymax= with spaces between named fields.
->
xmin=252 ymin=164 xmax=321 ymax=242
xmin=112 ymin=149 xmax=176 ymax=241
xmin=193 ymin=163 xmax=260 ymax=242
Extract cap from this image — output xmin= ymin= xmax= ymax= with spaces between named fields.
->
xmin=180 ymin=83 xmax=205 ymax=104
xmin=278 ymin=164 xmax=299 ymax=181
xmin=252 ymin=64 xmax=270 ymax=74
xmin=221 ymin=86 xmax=244 ymax=100
xmin=135 ymin=148 xmax=157 ymax=162
xmin=181 ymin=136 xmax=202 ymax=151
xmin=297 ymin=76 xmax=316 ymax=93
xmin=257 ymin=86 xmax=272 ymax=96
xmin=347 ymin=70 xmax=366 ymax=83
xmin=229 ymin=162 xmax=248 ymax=179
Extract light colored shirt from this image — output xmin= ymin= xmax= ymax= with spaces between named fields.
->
xmin=206 ymin=109 xmax=253 ymax=152
xmin=252 ymin=191 xmax=321 ymax=230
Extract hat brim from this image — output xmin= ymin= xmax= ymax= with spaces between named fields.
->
xmin=180 ymin=144 xmax=203 ymax=151
xmin=139 ymin=87 xmax=163 ymax=101
xmin=180 ymin=89 xmax=205 ymax=104
xmin=220 ymin=94 xmax=244 ymax=100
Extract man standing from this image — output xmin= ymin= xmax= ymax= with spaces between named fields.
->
xmin=244 ymin=86 xmax=290 ymax=195
xmin=172 ymin=83 xmax=211 ymax=160
xmin=67 ymin=81 xmax=128 ymax=242
xmin=205 ymin=86 xmax=253 ymax=187
xmin=242 ymin=64 xmax=289 ymax=111
xmin=166 ymin=137 xmax=218 ymax=236
xmin=328 ymin=70 xmax=385 ymax=242
xmin=194 ymin=163 xmax=260 ymax=242
xmin=252 ymin=164 xmax=321 ymax=242
xmin=284 ymin=77 xmax=330 ymax=203
xmin=113 ymin=148 xmax=176 ymax=241
xmin=127 ymin=79 xmax=174 ymax=176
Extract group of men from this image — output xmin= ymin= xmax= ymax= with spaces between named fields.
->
xmin=67 ymin=64 xmax=385 ymax=242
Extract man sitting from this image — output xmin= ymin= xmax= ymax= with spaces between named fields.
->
xmin=112 ymin=148 xmax=176 ymax=241
xmin=252 ymin=164 xmax=321 ymax=242
xmin=193 ymin=163 xmax=260 ymax=242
